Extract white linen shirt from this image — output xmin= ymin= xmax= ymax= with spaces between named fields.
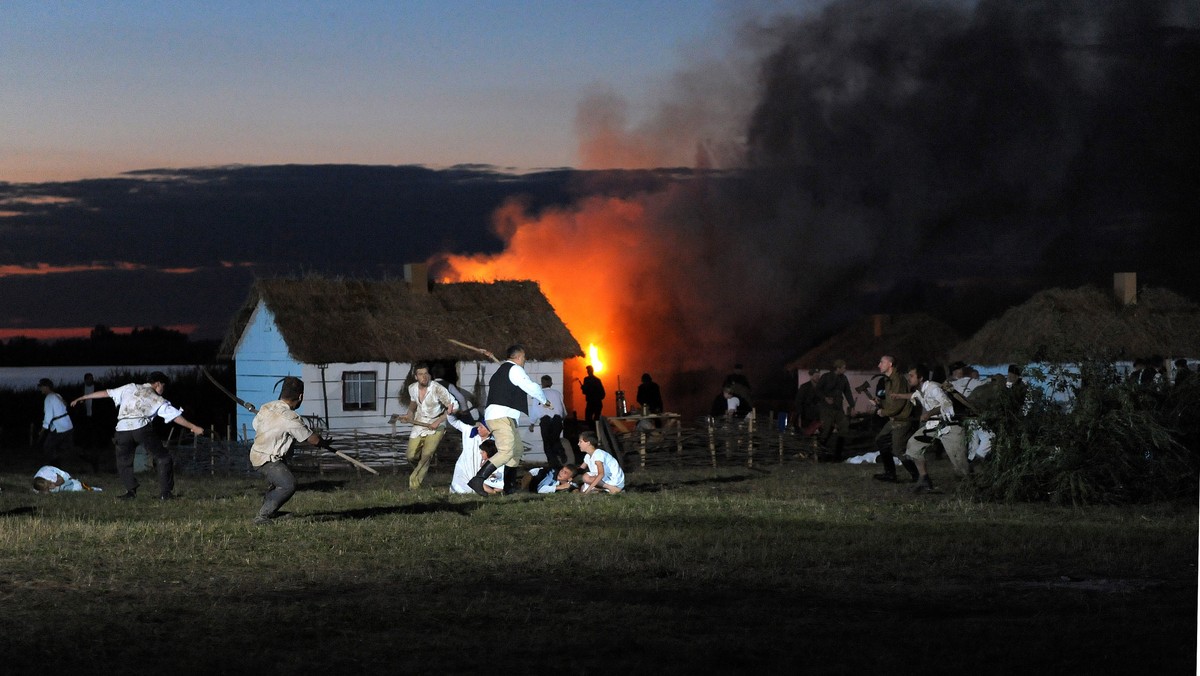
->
xmin=109 ymin=383 xmax=184 ymax=432
xmin=912 ymin=381 xmax=955 ymax=430
xmin=533 ymin=387 xmax=566 ymax=420
xmin=407 ymin=380 xmax=458 ymax=438
xmin=34 ymin=465 xmax=87 ymax=492
xmin=448 ymin=417 xmax=504 ymax=493
xmin=583 ymin=448 xmax=625 ymax=490
xmin=42 ymin=392 xmax=73 ymax=433
xmin=483 ymin=361 xmax=549 ymax=422
xmin=249 ymin=400 xmax=315 ymax=467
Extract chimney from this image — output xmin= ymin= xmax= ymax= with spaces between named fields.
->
xmin=404 ymin=263 xmax=429 ymax=295
xmin=1114 ymin=272 xmax=1137 ymax=306
xmin=872 ymin=314 xmax=888 ymax=338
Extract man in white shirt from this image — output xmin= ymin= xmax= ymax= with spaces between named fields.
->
xmin=72 ymin=371 xmax=205 ymax=500
xmin=532 ymin=375 xmax=567 ymax=467
xmin=469 ymin=344 xmax=552 ymax=496
xmin=897 ymin=365 xmax=969 ymax=493
xmin=38 ymin=378 xmax=74 ymax=463
xmin=399 ymin=362 xmax=458 ymax=490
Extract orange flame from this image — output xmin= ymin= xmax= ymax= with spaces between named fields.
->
xmin=438 ymin=196 xmax=650 ymax=383
xmin=588 ymin=343 xmax=605 ymax=374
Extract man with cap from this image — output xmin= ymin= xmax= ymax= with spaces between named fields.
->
xmin=72 ymin=371 xmax=205 ymax=500
xmin=37 ymin=378 xmax=74 ymax=463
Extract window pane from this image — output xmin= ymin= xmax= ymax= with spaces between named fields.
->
xmin=342 ymin=371 xmax=377 ymax=410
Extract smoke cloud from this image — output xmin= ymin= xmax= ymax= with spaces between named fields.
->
xmin=442 ymin=0 xmax=1200 ymax=414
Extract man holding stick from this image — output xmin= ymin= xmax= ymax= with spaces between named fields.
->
xmin=469 ymin=344 xmax=552 ymax=496
xmin=248 ymin=376 xmax=323 ymax=524
xmin=71 ymin=371 xmax=204 ymax=500
xmin=399 ymin=362 xmax=458 ymax=490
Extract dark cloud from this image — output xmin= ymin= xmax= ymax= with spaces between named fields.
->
xmin=0 ymin=164 xmax=691 ymax=338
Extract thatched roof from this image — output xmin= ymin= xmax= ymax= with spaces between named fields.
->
xmin=787 ymin=314 xmax=961 ymax=372
xmin=220 ymin=277 xmax=583 ymax=363
xmin=949 ymin=286 xmax=1200 ymax=364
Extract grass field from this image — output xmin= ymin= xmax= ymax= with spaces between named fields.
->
xmin=0 ymin=449 xmax=1196 ymax=675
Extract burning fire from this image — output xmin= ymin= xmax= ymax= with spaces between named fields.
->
xmin=437 ymin=196 xmax=652 ymax=383
xmin=588 ymin=343 xmax=605 ymax=374
xmin=435 ymin=188 xmax=731 ymax=416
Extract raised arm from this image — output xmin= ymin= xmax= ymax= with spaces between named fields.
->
xmin=70 ymin=390 xmax=109 ymax=407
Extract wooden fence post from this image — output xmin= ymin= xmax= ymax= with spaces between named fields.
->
xmin=707 ymin=416 xmax=716 ymax=468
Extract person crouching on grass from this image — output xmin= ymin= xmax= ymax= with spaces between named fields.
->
xmin=577 ymin=432 xmax=625 ymax=494
xmin=248 ymin=376 xmax=324 ymax=525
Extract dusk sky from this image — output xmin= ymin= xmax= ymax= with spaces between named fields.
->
xmin=2 ymin=0 xmax=1197 ymax=403
xmin=1 ymin=0 xmax=727 ymax=182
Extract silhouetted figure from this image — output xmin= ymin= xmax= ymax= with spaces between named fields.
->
xmin=636 ymin=373 xmax=663 ymax=414
xmin=581 ymin=365 xmax=606 ymax=424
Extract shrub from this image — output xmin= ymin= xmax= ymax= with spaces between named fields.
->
xmin=968 ymin=358 xmax=1200 ymax=505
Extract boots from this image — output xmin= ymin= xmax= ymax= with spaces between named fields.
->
xmin=912 ymin=475 xmax=934 ymax=494
xmin=467 ymin=462 xmax=497 ymax=496
xmin=503 ymin=466 xmax=524 ymax=495
xmin=899 ymin=457 xmax=920 ymax=482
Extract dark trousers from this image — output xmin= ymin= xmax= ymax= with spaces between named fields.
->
xmin=818 ymin=406 xmax=849 ymax=457
xmin=115 ymin=425 xmax=174 ymax=497
xmin=875 ymin=418 xmax=918 ymax=478
xmin=539 ymin=415 xmax=565 ymax=466
xmin=584 ymin=400 xmax=603 ymax=424
xmin=43 ymin=429 xmax=75 ymax=462
xmin=257 ymin=460 xmax=297 ymax=518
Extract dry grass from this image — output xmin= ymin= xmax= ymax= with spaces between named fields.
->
xmin=0 ymin=454 xmax=1195 ymax=675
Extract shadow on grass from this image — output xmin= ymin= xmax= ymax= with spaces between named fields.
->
xmin=629 ymin=470 xmax=767 ymax=493
xmin=1 ymin=506 xmax=38 ymax=517
xmin=303 ymin=498 xmax=489 ymax=521
xmin=296 ymin=480 xmax=349 ymax=493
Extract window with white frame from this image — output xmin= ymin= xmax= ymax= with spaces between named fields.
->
xmin=341 ymin=371 xmax=377 ymax=411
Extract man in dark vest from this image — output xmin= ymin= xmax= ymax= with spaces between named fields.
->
xmin=469 ymin=344 xmax=552 ymax=496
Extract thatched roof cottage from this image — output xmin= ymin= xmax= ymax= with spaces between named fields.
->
xmin=948 ymin=282 xmax=1200 ymax=371
xmin=220 ymin=269 xmax=583 ymax=460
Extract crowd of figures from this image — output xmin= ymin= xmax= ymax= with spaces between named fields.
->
xmin=788 ymin=353 xmax=1199 ymax=497
xmin=17 ymin=347 xmax=1195 ymax=509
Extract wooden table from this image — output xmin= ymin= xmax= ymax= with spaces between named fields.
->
xmin=605 ymin=413 xmax=683 ymax=468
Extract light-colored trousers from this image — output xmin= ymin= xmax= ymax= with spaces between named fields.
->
xmin=485 ymin=417 xmax=521 ymax=468
xmin=905 ymin=424 xmax=969 ymax=476
xmin=407 ymin=429 xmax=446 ymax=488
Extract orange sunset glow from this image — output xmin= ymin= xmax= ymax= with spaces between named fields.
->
xmin=0 ymin=261 xmax=210 ymax=278
xmin=0 ymin=324 xmax=199 ymax=341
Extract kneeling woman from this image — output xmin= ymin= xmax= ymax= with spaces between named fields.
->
xmin=577 ymin=432 xmax=625 ymax=494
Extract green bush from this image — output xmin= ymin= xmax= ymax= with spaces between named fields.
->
xmin=969 ymin=358 xmax=1200 ymax=505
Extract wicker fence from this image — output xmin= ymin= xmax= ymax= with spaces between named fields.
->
xmin=167 ymin=411 xmax=881 ymax=477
